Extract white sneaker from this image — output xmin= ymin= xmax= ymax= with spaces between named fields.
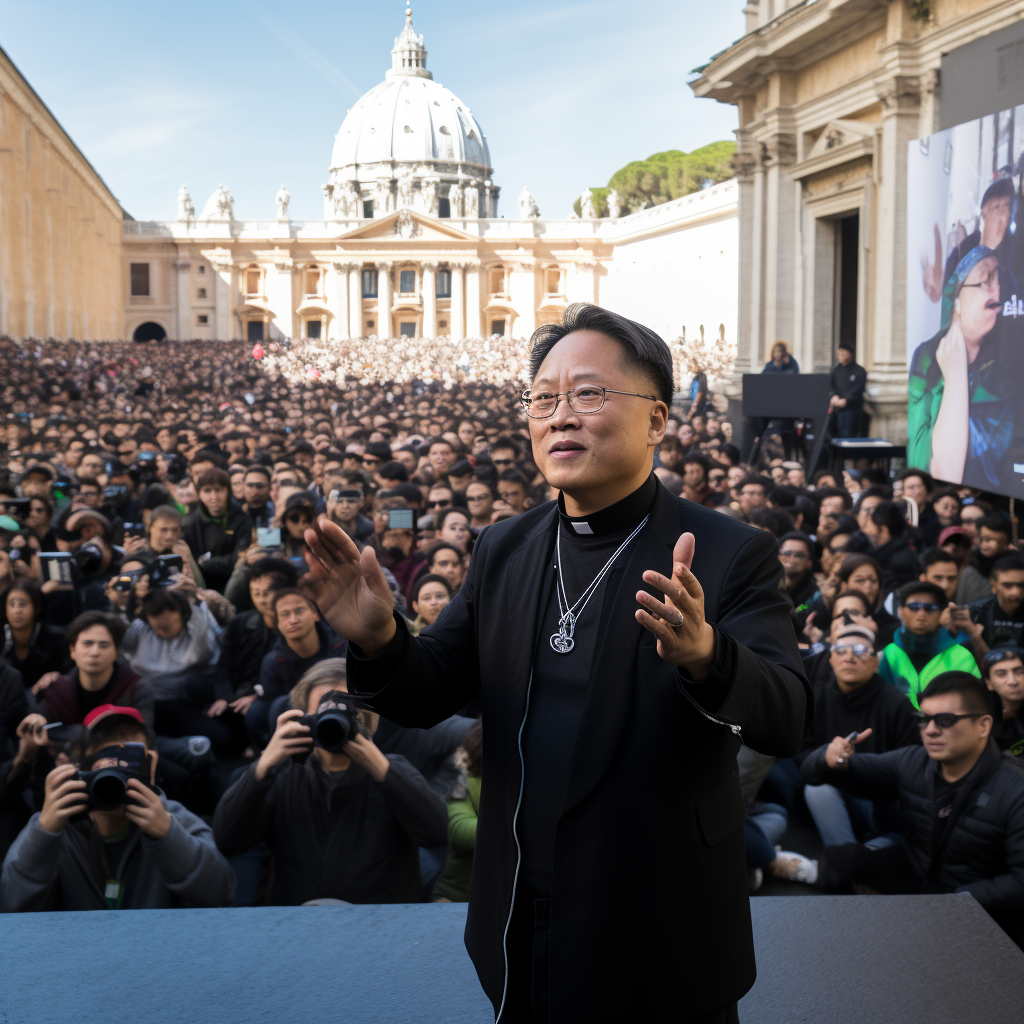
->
xmin=748 ymin=867 xmax=763 ymax=893
xmin=769 ymin=851 xmax=818 ymax=885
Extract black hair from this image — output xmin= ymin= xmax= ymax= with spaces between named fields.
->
xmin=140 ymin=588 xmax=192 ymax=626
xmin=991 ymin=553 xmax=1024 ymax=579
xmin=898 ymin=580 xmax=948 ymax=608
xmin=815 ymin=485 xmax=853 ymax=510
xmin=832 ymin=589 xmax=871 ymax=616
xmin=528 ymin=302 xmax=674 ymax=405
xmin=377 ymin=461 xmax=409 ymax=483
xmin=748 ymin=507 xmax=795 ymax=539
xmin=897 ymin=467 xmax=934 ymax=491
xmin=778 ymin=531 xmax=814 ymax=556
xmin=920 ymin=548 xmax=959 ymax=569
xmin=249 ymin=557 xmax=300 ymax=588
xmin=271 ymin=587 xmax=316 ymax=612
xmin=977 ymin=514 xmax=1012 ymax=538
xmin=244 ymin=465 xmax=272 ymax=483
xmin=498 ymin=468 xmax=528 ymax=488
xmin=410 ymin=572 xmax=453 ymax=607
xmin=870 ymin=500 xmax=907 ymax=538
xmin=66 ymin=610 xmax=127 ymax=649
xmin=681 ymin=453 xmax=712 ymax=479
xmin=425 ymin=541 xmax=464 ymax=568
xmin=83 ymin=714 xmax=156 ymax=755
xmin=918 ymin=671 xmax=992 ymax=716
xmin=1 ymin=578 xmax=44 ymax=625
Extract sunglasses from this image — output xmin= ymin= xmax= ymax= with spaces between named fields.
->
xmin=904 ymin=601 xmax=942 ymax=613
xmin=329 ymin=490 xmax=363 ymax=502
xmin=914 ymin=711 xmax=982 ymax=730
xmin=286 ymin=513 xmax=312 ymax=524
xmin=426 ymin=500 xmax=450 ymax=509
xmin=832 ymin=643 xmax=874 ymax=658
xmin=491 ymin=458 xmax=514 ymax=467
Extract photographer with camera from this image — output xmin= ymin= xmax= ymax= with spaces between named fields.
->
xmin=50 ymin=508 xmax=122 ymax=616
xmin=213 ymin=658 xmax=446 ymax=905
xmin=0 ymin=705 xmax=234 ymax=911
xmin=133 ymin=505 xmax=205 ymax=587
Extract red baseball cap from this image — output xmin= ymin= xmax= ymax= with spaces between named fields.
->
xmin=83 ymin=705 xmax=145 ymax=730
xmin=938 ymin=526 xmax=972 ymax=546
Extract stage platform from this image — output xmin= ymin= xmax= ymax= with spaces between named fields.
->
xmin=2 ymin=895 xmax=1022 ymax=1022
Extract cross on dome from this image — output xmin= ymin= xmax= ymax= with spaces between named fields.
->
xmin=389 ymin=6 xmax=430 ymax=79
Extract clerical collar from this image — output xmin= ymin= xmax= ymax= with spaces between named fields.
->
xmin=557 ymin=473 xmax=658 ymax=536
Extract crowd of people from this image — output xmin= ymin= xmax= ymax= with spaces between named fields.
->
xmin=0 ymin=335 xmax=1022 ymax=948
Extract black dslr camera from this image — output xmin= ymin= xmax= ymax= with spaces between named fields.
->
xmin=74 ymin=743 xmax=152 ymax=810
xmin=298 ymin=691 xmax=364 ymax=753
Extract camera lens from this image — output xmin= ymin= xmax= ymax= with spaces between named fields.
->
xmin=90 ymin=771 xmax=128 ymax=810
xmin=315 ymin=713 xmax=352 ymax=752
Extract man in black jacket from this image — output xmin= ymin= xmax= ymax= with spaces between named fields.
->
xmin=213 ymin=660 xmax=447 ymax=904
xmin=863 ymin=500 xmax=922 ymax=597
xmin=803 ymin=671 xmax=1024 ymax=938
xmin=828 ymin=342 xmax=866 ymax=438
xmin=778 ymin=531 xmax=817 ymax=633
xmin=301 ymin=303 xmax=809 ymax=1023
xmin=182 ymin=468 xmax=251 ymax=593
xmin=798 ymin=624 xmax=919 ymax=848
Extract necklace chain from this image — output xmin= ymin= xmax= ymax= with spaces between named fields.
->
xmin=550 ymin=515 xmax=649 ymax=654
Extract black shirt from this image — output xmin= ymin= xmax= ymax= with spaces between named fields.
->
xmin=829 ymin=361 xmax=867 ymax=405
xmin=519 ymin=474 xmax=658 ymax=896
xmin=75 ymin=673 xmax=119 ymax=719
xmin=969 ymin=595 xmax=1024 ymax=650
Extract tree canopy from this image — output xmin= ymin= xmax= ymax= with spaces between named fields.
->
xmin=573 ymin=141 xmax=736 ymax=217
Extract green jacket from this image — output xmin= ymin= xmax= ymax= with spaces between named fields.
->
xmin=431 ymin=774 xmax=480 ymax=903
xmin=879 ymin=627 xmax=980 ymax=708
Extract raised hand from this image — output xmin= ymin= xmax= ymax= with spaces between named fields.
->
xmin=825 ymin=728 xmax=873 ymax=769
xmin=635 ymin=532 xmax=716 ymax=679
xmin=303 ymin=516 xmax=396 ymax=654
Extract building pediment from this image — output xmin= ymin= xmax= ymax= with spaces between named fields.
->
xmin=338 ymin=209 xmax=477 ymax=243
xmin=788 ymin=120 xmax=876 ymax=182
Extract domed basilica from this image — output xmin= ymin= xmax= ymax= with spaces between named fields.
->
xmin=121 ymin=8 xmax=737 ymax=349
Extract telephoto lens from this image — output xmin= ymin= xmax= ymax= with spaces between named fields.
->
xmin=301 ymin=691 xmax=361 ymax=753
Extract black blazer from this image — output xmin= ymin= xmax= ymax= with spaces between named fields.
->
xmin=348 ymin=481 xmax=809 ymax=1021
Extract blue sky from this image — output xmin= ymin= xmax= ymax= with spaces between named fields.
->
xmin=1 ymin=0 xmax=742 ymax=221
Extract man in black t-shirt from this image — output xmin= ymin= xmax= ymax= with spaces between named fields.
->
xmin=967 ymin=553 xmax=1024 ymax=659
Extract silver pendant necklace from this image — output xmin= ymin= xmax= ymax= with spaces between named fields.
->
xmin=550 ymin=514 xmax=649 ymax=654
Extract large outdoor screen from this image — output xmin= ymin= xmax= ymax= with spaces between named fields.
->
xmin=906 ymin=108 xmax=1024 ymax=498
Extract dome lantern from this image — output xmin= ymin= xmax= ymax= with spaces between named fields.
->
xmin=388 ymin=7 xmax=430 ymax=80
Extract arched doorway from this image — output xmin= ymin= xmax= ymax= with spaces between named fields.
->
xmin=132 ymin=322 xmax=167 ymax=342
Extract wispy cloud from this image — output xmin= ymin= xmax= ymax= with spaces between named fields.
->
xmin=241 ymin=0 xmax=362 ymax=98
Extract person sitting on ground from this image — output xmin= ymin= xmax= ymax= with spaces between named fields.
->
xmin=419 ymin=541 xmax=466 ymax=596
xmin=0 ymin=579 xmax=68 ymax=692
xmin=248 ymin=588 xmax=347 ymax=747
xmin=778 ymin=531 xmax=817 ymax=634
xmin=862 ymin=500 xmax=922 ymax=597
xmin=432 ymin=717 xmax=483 ymax=903
xmin=0 ymin=705 xmax=234 ymax=911
xmin=879 ymin=581 xmax=980 ymax=708
xmin=796 ymin=624 xmax=919 ymax=850
xmin=834 ymin=554 xmax=900 ymax=649
xmin=181 ymin=468 xmax=251 ymax=593
xmin=919 ymin=548 xmax=961 ymax=608
xmin=958 ymin=514 xmax=1014 ymax=605
xmin=121 ymin=579 xmax=230 ymax=752
xmin=213 ymin=659 xmax=447 ymax=905
xmin=803 ymin=672 xmax=1024 ymax=940
xmin=964 ymin=553 xmax=1024 ymax=659
xmin=981 ymin=647 xmax=1024 ymax=751
xmin=215 ymin=558 xmax=298 ymax=724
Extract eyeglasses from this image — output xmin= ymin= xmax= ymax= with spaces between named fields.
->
xmin=426 ymin=500 xmax=450 ymax=509
xmin=779 ymin=549 xmax=809 ymax=560
xmin=914 ymin=711 xmax=983 ymax=730
xmin=832 ymin=643 xmax=874 ymax=659
xmin=960 ymin=268 xmax=1000 ymax=291
xmin=904 ymin=601 xmax=942 ymax=613
xmin=521 ymin=385 xmax=658 ymax=419
xmin=286 ymin=513 xmax=311 ymax=524
xmin=466 ymin=494 xmax=490 ymax=502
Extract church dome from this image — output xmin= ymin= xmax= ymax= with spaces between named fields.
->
xmin=326 ymin=8 xmax=493 ymax=202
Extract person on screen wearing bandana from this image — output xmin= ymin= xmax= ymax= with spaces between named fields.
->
xmin=908 ymin=246 xmax=1023 ymax=490
xmin=300 ymin=303 xmax=810 ymax=1024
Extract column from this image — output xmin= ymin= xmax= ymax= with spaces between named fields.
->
xmin=421 ymin=262 xmax=437 ymax=339
xmin=376 ymin=261 xmax=392 ymax=338
xmin=211 ymin=257 xmax=232 ymax=340
xmin=174 ymin=258 xmax=192 ymax=341
xmin=349 ymin=265 xmax=363 ymax=337
xmin=270 ymin=259 xmax=294 ymax=339
xmin=507 ymin=262 xmax=535 ymax=338
xmin=761 ymin=131 xmax=797 ymax=354
xmin=331 ymin=262 xmax=350 ymax=340
xmin=732 ymin=144 xmax=757 ymax=375
xmin=465 ymin=261 xmax=481 ymax=337
xmin=450 ymin=261 xmax=465 ymax=340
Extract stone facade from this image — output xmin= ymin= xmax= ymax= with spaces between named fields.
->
xmin=690 ymin=0 xmax=1024 ymax=439
xmin=0 ymin=44 xmax=123 ymax=341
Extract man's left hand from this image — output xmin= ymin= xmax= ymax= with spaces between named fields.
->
xmin=125 ymin=779 xmax=172 ymax=839
xmin=635 ymin=532 xmax=715 ymax=680
xmin=344 ymin=734 xmax=390 ymax=783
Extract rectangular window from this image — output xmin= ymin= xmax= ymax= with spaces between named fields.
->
xmin=491 ymin=319 xmax=506 ymax=336
xmin=363 ymin=200 xmax=374 ymax=218
xmin=400 ymin=269 xmax=416 ymax=293
xmin=436 ymin=269 xmax=452 ymax=298
xmin=196 ymin=288 xmax=207 ymax=299
xmin=247 ymin=321 xmax=264 ymax=342
xmin=438 ymin=197 xmax=451 ymax=219
xmin=130 ymin=263 xmax=150 ymax=297
xmin=438 ymin=319 xmax=448 ymax=328
xmin=490 ymin=269 xmax=505 ymax=294
xmin=197 ymin=314 xmax=209 ymax=325
xmin=362 ymin=269 xmax=378 ymax=298
xmin=245 ymin=269 xmax=260 ymax=295
xmin=306 ymin=320 xmax=322 ymax=339
xmin=305 ymin=269 xmax=320 ymax=295
xmin=400 ymin=322 xmax=416 ymax=337
xmin=197 ymin=265 xmax=205 ymax=275
xmin=545 ymin=269 xmax=560 ymax=293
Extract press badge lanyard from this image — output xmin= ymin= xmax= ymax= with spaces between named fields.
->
xmin=99 ymin=826 xmax=136 ymax=910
